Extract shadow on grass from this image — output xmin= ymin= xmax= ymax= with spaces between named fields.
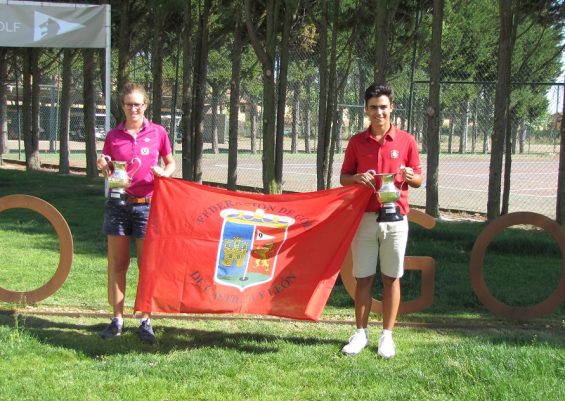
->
xmin=0 ymin=312 xmax=344 ymax=358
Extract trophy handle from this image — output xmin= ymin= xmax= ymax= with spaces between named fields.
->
xmin=100 ymin=154 xmax=112 ymax=198
xmin=100 ymin=154 xmax=114 ymax=173
xmin=128 ymin=157 xmax=142 ymax=179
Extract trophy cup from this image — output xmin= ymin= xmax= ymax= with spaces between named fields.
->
xmin=372 ymin=171 xmax=403 ymax=222
xmin=103 ymin=155 xmax=141 ymax=206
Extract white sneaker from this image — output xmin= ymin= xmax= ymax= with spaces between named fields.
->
xmin=341 ymin=330 xmax=368 ymax=355
xmin=377 ymin=334 xmax=396 ymax=359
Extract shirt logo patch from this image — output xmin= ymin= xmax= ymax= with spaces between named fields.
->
xmin=141 ymin=147 xmax=150 ymax=156
xmin=390 ymin=150 xmax=399 ymax=159
xmin=144 ymin=137 xmax=150 ymax=142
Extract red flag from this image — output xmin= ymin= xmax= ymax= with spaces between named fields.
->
xmin=134 ymin=178 xmax=372 ymax=321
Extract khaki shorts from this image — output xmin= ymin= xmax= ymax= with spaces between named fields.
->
xmin=351 ymin=213 xmax=409 ymax=279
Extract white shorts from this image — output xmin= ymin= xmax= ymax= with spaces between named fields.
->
xmin=351 ymin=213 xmax=409 ymax=279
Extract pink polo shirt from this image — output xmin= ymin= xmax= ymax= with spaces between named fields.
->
xmin=102 ymin=118 xmax=172 ymax=198
xmin=341 ymin=125 xmax=421 ymax=214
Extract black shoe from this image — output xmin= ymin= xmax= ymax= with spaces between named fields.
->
xmin=100 ymin=318 xmax=122 ymax=339
xmin=139 ymin=320 xmax=155 ymax=343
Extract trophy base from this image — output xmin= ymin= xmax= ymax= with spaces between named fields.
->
xmin=377 ymin=205 xmax=404 ymax=222
xmin=107 ymin=189 xmax=127 ymax=206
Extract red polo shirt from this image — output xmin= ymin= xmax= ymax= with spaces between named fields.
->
xmin=340 ymin=125 xmax=421 ymax=214
xmin=102 ymin=118 xmax=172 ymax=198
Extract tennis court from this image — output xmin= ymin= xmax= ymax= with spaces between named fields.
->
xmin=200 ymin=152 xmax=558 ymax=218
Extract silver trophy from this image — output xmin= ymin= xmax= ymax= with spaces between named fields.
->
xmin=103 ymin=155 xmax=141 ymax=205
xmin=371 ymin=171 xmax=403 ymax=222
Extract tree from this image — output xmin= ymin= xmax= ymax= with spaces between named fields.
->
xmin=227 ymin=8 xmax=245 ymax=190
xmin=181 ymin=0 xmax=194 ymax=180
xmin=150 ymin=0 xmax=166 ymax=126
xmin=557 ymin=87 xmax=565 ymax=225
xmin=58 ymin=49 xmax=74 ymax=174
xmin=373 ymin=0 xmax=401 ymax=83
xmin=114 ymin=0 xmax=132 ymax=117
xmin=112 ymin=0 xmax=152 ymax=120
xmin=189 ymin=0 xmax=212 ymax=183
xmin=315 ymin=0 xmax=355 ymax=189
xmin=488 ymin=0 xmax=564 ymax=220
xmin=22 ymin=48 xmax=40 ymax=170
xmin=425 ymin=0 xmax=443 ymax=218
xmin=207 ymin=46 xmax=232 ymax=154
xmin=315 ymin=0 xmax=331 ymax=190
xmin=487 ymin=0 xmax=515 ymax=220
xmin=0 ymin=48 xmax=7 ymax=157
xmin=245 ymin=0 xmax=294 ymax=194
xmin=275 ymin=0 xmax=294 ymax=188
xmin=83 ymin=49 xmax=98 ymax=178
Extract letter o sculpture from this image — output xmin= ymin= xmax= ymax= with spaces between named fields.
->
xmin=0 ymin=194 xmax=73 ymax=304
xmin=470 ymin=212 xmax=565 ymax=319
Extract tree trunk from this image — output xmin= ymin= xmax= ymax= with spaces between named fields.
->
xmin=471 ymin=98 xmax=478 ymax=153
xmin=275 ymin=4 xmax=292 ymax=189
xmin=23 ymin=50 xmax=32 ymax=167
xmin=448 ymin=120 xmax=454 ymax=154
xmin=511 ymin=119 xmax=518 ymax=154
xmin=227 ymin=16 xmax=243 ymax=190
xmin=336 ymin=88 xmax=344 ymax=154
xmin=501 ymin=111 xmax=513 ymax=215
xmin=324 ymin=1 xmax=340 ymax=189
xmin=211 ymin=84 xmax=219 ymax=154
xmin=115 ymin=0 xmax=131 ymax=122
xmin=291 ymin=85 xmax=299 ymax=154
xmin=303 ymin=80 xmax=312 ymax=153
xmin=28 ymin=49 xmax=41 ymax=170
xmin=261 ymin=64 xmax=276 ymax=193
xmin=0 ymin=48 xmax=7 ymax=156
xmin=327 ymin=87 xmax=344 ymax=188
xmin=519 ymin=123 xmax=526 ymax=153
xmin=245 ymin=0 xmax=279 ymax=193
xmin=151 ymin=4 xmax=164 ymax=126
xmin=190 ymin=0 xmax=211 ymax=183
xmin=373 ymin=0 xmax=400 ymax=83
xmin=316 ymin=0 xmax=329 ymax=190
xmin=425 ymin=0 xmax=443 ymax=218
xmin=250 ymin=103 xmax=257 ymax=154
xmin=459 ymin=96 xmax=468 ymax=154
xmin=557 ymin=83 xmax=565 ymax=225
xmin=357 ymin=59 xmax=366 ymax=132
xmin=181 ymin=0 xmax=193 ymax=180
xmin=83 ymin=49 xmax=98 ymax=178
xmin=59 ymin=49 xmax=73 ymax=174
xmin=488 ymin=0 xmax=515 ymax=220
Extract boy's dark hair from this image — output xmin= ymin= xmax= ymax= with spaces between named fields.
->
xmin=364 ymin=83 xmax=393 ymax=106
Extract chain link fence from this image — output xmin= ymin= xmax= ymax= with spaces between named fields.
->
xmin=2 ymin=9 xmax=562 ymax=219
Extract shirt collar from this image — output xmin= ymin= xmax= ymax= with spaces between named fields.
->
xmin=116 ymin=118 xmax=148 ymax=134
xmin=363 ymin=124 xmax=397 ymax=141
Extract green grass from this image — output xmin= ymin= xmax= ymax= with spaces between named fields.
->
xmin=0 ymin=168 xmax=564 ymax=400
xmin=0 ymin=314 xmax=563 ymax=401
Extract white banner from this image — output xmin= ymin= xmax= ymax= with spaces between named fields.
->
xmin=0 ymin=2 xmax=107 ymax=48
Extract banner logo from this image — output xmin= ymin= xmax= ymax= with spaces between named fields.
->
xmin=215 ymin=208 xmax=295 ymax=291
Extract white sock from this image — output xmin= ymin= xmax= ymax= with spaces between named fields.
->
xmin=382 ymin=329 xmax=393 ymax=338
xmin=356 ymin=328 xmax=368 ymax=337
xmin=140 ymin=318 xmax=150 ymax=325
xmin=113 ymin=317 xmax=123 ymax=326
